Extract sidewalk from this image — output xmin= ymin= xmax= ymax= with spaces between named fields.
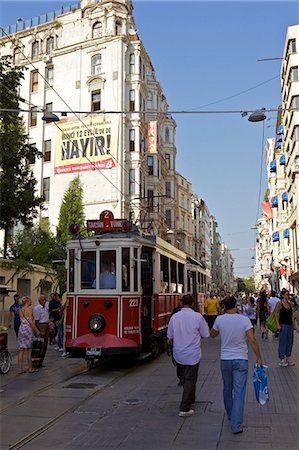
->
xmin=6 ymin=328 xmax=297 ymax=450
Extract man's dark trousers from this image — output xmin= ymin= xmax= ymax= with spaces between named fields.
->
xmin=178 ymin=362 xmax=199 ymax=411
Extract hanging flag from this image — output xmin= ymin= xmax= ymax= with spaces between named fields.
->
xmin=261 ymin=202 xmax=273 ymax=221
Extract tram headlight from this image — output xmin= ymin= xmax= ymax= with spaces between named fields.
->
xmin=88 ymin=314 xmax=106 ymax=333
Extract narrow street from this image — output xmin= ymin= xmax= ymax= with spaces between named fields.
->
xmin=1 ymin=328 xmax=298 ymax=450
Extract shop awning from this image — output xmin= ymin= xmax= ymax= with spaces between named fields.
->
xmin=282 ymin=192 xmax=288 ymax=202
xmin=271 ymin=196 xmax=278 ymax=208
xmin=283 ymin=229 xmax=290 ymax=239
xmin=270 ymin=160 xmax=277 ymax=172
xmin=280 ymin=155 xmax=286 ymax=165
xmin=272 ymin=231 xmax=280 ymax=242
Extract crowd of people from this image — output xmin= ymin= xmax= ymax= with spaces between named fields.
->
xmin=167 ymin=288 xmax=298 ymax=435
xmin=9 ymin=292 xmax=68 ymax=374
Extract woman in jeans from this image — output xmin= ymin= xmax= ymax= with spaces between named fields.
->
xmin=274 ymin=289 xmax=295 ymax=367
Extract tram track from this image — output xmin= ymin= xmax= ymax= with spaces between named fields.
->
xmin=3 ymin=356 xmax=148 ymax=450
xmin=7 ymin=369 xmax=125 ymax=450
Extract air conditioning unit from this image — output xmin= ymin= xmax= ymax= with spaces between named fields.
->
xmin=43 ymin=55 xmax=52 ymax=64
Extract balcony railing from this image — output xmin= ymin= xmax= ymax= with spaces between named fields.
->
xmin=0 ymin=3 xmax=79 ymax=37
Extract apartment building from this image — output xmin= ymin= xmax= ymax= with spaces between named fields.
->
xmin=0 ymin=0 xmax=176 ymax=241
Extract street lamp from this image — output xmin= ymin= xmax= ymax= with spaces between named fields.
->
xmin=248 ymin=108 xmax=267 ymax=122
xmin=41 ymin=112 xmax=60 ymax=123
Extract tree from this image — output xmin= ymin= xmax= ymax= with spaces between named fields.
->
xmin=10 ymin=226 xmax=65 ymax=267
xmin=0 ymin=56 xmax=42 ymax=258
xmin=56 ymin=175 xmax=86 ymax=245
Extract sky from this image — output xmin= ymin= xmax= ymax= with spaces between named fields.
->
xmin=1 ymin=0 xmax=298 ymax=278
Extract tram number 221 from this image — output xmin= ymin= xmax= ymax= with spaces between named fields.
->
xmin=129 ymin=299 xmax=138 ymax=307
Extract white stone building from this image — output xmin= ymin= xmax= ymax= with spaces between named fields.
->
xmin=0 ymin=0 xmax=177 ymax=240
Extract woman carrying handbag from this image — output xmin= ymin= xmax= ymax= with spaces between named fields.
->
xmin=274 ymin=289 xmax=296 ymax=367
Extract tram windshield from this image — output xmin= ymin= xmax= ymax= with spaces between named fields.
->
xmin=99 ymin=250 xmax=116 ymax=289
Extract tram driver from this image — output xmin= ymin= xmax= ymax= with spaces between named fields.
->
xmin=100 ymin=258 xmax=116 ymax=289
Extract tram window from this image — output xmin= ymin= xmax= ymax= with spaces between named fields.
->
xmin=81 ymin=251 xmax=96 ymax=290
xmin=100 ymin=250 xmax=116 ymax=289
xmin=160 ymin=255 xmax=169 ymax=293
xmin=134 ymin=248 xmax=138 ymax=292
xmin=178 ymin=263 xmax=184 ymax=293
xmin=69 ymin=249 xmax=75 ymax=292
xmin=170 ymin=259 xmax=177 ymax=292
xmin=122 ymin=248 xmax=130 ymax=291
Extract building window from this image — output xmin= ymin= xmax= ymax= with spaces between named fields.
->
xmin=291 ymin=95 xmax=299 ymax=109
xmin=129 ymin=53 xmax=135 ymax=74
xmin=147 ymin=90 xmax=153 ymax=109
xmin=30 ymin=107 xmax=37 ymax=127
xmin=31 ymin=70 xmax=38 ymax=93
xmin=165 ymin=181 xmax=171 ymax=198
xmin=43 ymin=177 xmax=50 ymax=202
xmin=13 ymin=47 xmax=21 ymax=65
xmin=28 ymin=142 xmax=36 ymax=165
xmin=31 ymin=41 xmax=38 ymax=59
xmin=91 ymin=89 xmax=101 ymax=111
xmin=165 ymin=127 xmax=170 ymax=144
xmin=44 ymin=140 xmax=51 ymax=162
xmin=129 ymin=129 xmax=135 ymax=151
xmin=45 ymin=102 xmax=53 ymax=113
xmin=165 ymin=153 xmax=170 ymax=169
xmin=46 ymin=36 xmax=54 ymax=55
xmin=115 ymin=20 xmax=122 ymax=35
xmin=46 ymin=66 xmax=54 ymax=88
xmin=129 ymin=169 xmax=135 ymax=194
xmin=92 ymin=21 xmax=102 ymax=38
xmin=287 ymin=38 xmax=296 ymax=56
xmin=166 ymin=209 xmax=172 ymax=229
xmin=147 ymin=156 xmax=154 ymax=175
xmin=129 ymin=89 xmax=135 ymax=112
xmin=291 ymin=125 xmax=299 ymax=141
xmin=288 ymin=66 xmax=298 ymax=84
xmin=91 ymin=54 xmax=102 ymax=75
xmin=181 ymin=193 xmax=185 ymax=208
xmin=147 ymin=189 xmax=154 ymax=211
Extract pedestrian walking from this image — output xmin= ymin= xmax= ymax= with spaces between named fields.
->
xmin=245 ymin=297 xmax=257 ymax=328
xmin=167 ymin=294 xmax=210 ymax=417
xmin=17 ymin=296 xmax=40 ymax=374
xmin=9 ymin=293 xmax=22 ymax=337
xmin=211 ymin=296 xmax=263 ymax=435
xmin=33 ymin=295 xmax=49 ymax=365
xmin=257 ymin=292 xmax=270 ymax=339
xmin=275 ymin=288 xmax=296 ymax=367
xmin=204 ymin=291 xmax=220 ymax=329
xmin=169 ymin=298 xmax=185 ymax=385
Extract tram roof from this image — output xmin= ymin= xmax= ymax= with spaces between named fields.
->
xmin=66 ymin=231 xmax=187 ymax=261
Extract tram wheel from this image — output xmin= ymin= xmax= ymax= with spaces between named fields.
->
xmin=0 ymin=350 xmax=12 ymax=374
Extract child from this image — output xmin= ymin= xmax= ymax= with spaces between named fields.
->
xmin=48 ymin=315 xmax=56 ymax=345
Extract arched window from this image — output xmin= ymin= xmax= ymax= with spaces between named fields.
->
xmin=31 ymin=41 xmax=38 ymax=59
xmin=165 ymin=127 xmax=170 ymax=144
xmin=115 ymin=20 xmax=122 ymax=35
xmin=129 ymin=53 xmax=135 ymax=74
xmin=46 ymin=37 xmax=54 ymax=55
xmin=92 ymin=21 xmax=102 ymax=38
xmin=13 ymin=47 xmax=21 ymax=65
xmin=91 ymin=54 xmax=102 ymax=75
xmin=147 ymin=90 xmax=153 ymax=109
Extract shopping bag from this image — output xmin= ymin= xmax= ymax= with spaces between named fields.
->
xmin=253 ymin=364 xmax=269 ymax=405
xmin=31 ymin=338 xmax=43 ymax=359
xmin=266 ymin=312 xmax=277 ymax=332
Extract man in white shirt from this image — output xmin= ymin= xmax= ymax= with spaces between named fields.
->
xmin=211 ymin=296 xmax=263 ymax=435
xmin=33 ymin=295 xmax=50 ymax=364
xmin=167 ymin=294 xmax=210 ymax=417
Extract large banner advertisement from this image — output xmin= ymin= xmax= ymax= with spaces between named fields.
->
xmin=55 ymin=116 xmax=118 ymax=175
xmin=146 ymin=121 xmax=157 ymax=153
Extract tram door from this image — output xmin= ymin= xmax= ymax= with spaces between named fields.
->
xmin=140 ymin=247 xmax=153 ymax=331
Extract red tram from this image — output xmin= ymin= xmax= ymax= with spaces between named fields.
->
xmin=65 ymin=211 xmax=205 ymax=362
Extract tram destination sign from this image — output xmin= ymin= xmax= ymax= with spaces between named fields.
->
xmin=87 ymin=210 xmax=128 ymax=232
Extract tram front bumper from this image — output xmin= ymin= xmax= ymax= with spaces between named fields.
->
xmin=66 ymin=333 xmax=139 ymax=358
